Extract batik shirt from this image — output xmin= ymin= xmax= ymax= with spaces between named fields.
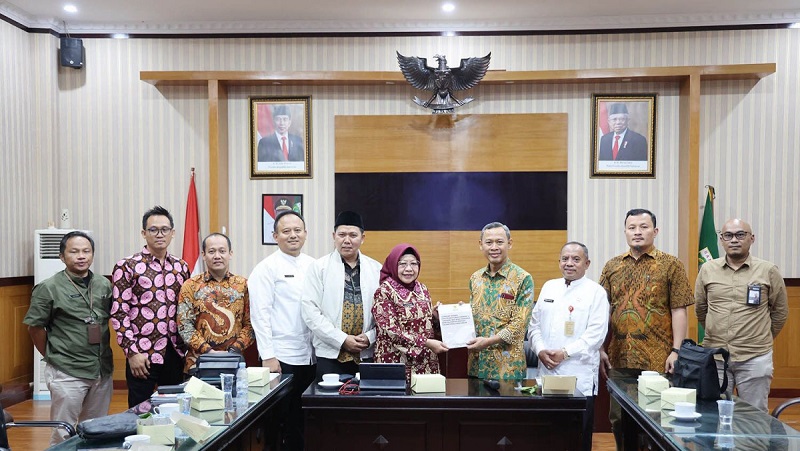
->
xmin=468 ymin=260 xmax=535 ymax=380
xmin=373 ymin=279 xmax=440 ymax=379
xmin=177 ymin=271 xmax=254 ymax=372
xmin=338 ymin=262 xmax=364 ymax=363
xmin=111 ymin=247 xmax=190 ymax=364
xmin=599 ymin=247 xmax=693 ymax=371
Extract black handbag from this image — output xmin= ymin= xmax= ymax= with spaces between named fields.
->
xmin=76 ymin=411 xmax=140 ymax=440
xmin=193 ymin=351 xmax=243 ymax=385
xmin=672 ymin=338 xmax=730 ymax=400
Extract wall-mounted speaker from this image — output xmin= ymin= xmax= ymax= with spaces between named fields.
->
xmin=59 ymin=37 xmax=84 ymax=69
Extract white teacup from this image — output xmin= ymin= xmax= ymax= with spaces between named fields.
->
xmin=640 ymin=371 xmax=659 ymax=377
xmin=154 ymin=402 xmax=180 ymax=416
xmin=674 ymin=401 xmax=696 ymax=416
xmin=123 ymin=434 xmax=150 ymax=449
xmin=322 ymin=373 xmax=339 ymax=384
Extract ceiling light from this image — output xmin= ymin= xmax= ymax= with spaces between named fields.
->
xmin=63 ymin=4 xmax=77 ymax=13
xmin=442 ymin=3 xmax=455 ymax=13
xmin=112 ymin=33 xmax=129 ymax=39
xmin=790 ymin=23 xmax=800 ymax=28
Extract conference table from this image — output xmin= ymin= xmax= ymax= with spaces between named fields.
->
xmin=47 ymin=375 xmax=291 ymax=451
xmin=303 ymin=378 xmax=588 ymax=450
xmin=607 ymin=369 xmax=800 ymax=450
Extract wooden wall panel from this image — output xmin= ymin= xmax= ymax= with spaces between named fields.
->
xmin=772 ymin=285 xmax=800 ymax=389
xmin=335 ymin=114 xmax=568 ymax=173
xmin=0 ymin=284 xmax=33 ymax=386
xmin=359 ymin=230 xmax=566 ymax=303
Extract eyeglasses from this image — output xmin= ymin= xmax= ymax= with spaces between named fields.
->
xmin=398 ymin=261 xmax=420 ymax=268
xmin=146 ymin=227 xmax=173 ymax=236
xmin=720 ymin=231 xmax=750 ymax=241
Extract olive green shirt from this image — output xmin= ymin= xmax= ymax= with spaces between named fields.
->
xmin=695 ymin=255 xmax=788 ymax=363
xmin=23 ymin=270 xmax=114 ymax=379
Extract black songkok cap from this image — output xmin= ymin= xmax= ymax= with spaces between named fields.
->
xmin=335 ymin=211 xmax=364 ymax=229
xmin=608 ymin=103 xmax=629 ymax=115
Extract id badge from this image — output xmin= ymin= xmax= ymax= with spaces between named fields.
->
xmin=87 ymin=324 xmax=101 ymax=344
xmin=746 ymin=284 xmax=761 ymax=306
xmin=564 ymin=320 xmax=575 ymax=337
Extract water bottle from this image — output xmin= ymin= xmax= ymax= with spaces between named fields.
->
xmin=235 ymin=362 xmax=249 ymax=410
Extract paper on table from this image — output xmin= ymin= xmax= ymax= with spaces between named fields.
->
xmin=438 ymin=303 xmax=476 ymax=348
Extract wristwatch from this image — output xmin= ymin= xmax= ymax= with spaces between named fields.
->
xmin=562 ymin=347 xmax=571 ymax=360
xmin=671 ymin=348 xmax=680 ymax=354
xmin=227 ymin=347 xmax=241 ymax=355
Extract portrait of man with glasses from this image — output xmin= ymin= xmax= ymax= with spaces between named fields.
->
xmin=694 ymin=218 xmax=788 ymax=412
xmin=110 ymin=205 xmax=191 ymax=407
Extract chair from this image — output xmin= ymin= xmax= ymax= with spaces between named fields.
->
xmin=0 ymin=385 xmax=76 ymax=451
xmin=771 ymin=398 xmax=800 ymax=418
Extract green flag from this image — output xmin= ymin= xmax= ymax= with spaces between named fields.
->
xmin=697 ymin=186 xmax=718 ymax=343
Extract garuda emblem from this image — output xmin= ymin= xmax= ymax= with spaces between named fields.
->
xmin=397 ymin=51 xmax=491 ymax=114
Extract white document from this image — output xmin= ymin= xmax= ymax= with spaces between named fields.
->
xmin=438 ymin=303 xmax=476 ymax=348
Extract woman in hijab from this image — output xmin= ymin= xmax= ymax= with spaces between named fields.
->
xmin=372 ymin=243 xmax=448 ymax=379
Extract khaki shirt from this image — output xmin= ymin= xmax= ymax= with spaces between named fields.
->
xmin=23 ymin=270 xmax=114 ymax=379
xmin=695 ymin=255 xmax=788 ymax=362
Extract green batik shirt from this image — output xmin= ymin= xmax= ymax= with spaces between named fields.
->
xmin=467 ymin=260 xmax=535 ymax=380
xmin=23 ymin=270 xmax=114 ymax=380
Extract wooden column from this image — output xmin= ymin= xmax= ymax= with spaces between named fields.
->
xmin=208 ymin=80 xmax=229 ymax=233
xmin=678 ymin=73 xmax=701 ymax=283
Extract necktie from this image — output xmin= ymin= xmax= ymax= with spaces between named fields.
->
xmin=281 ymin=136 xmax=289 ymax=160
xmin=612 ymin=135 xmax=620 ymax=160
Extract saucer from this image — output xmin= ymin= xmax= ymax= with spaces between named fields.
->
xmin=318 ymin=381 xmax=344 ymax=389
xmin=668 ymin=411 xmax=702 ymax=420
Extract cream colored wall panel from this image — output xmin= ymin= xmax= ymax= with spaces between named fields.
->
xmin=2 ymin=25 xmax=798 ymax=279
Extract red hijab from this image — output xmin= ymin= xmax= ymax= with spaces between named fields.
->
xmin=379 ymin=243 xmax=421 ymax=290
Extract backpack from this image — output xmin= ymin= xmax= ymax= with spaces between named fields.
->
xmin=672 ymin=338 xmax=729 ymax=400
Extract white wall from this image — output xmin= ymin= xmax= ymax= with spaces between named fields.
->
xmin=1 ymin=26 xmax=797 ymax=281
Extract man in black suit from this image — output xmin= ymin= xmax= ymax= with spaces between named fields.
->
xmin=257 ymin=105 xmax=305 ymax=162
xmin=598 ymin=103 xmax=648 ymax=161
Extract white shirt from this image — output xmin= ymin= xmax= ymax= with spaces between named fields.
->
xmin=528 ymin=276 xmax=609 ymax=396
xmin=248 ymin=250 xmax=316 ymax=365
xmin=301 ymin=250 xmax=382 ymax=360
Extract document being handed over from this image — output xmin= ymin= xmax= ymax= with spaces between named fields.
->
xmin=438 ymin=303 xmax=476 ymax=348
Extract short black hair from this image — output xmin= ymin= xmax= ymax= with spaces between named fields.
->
xmin=60 ymin=231 xmax=95 ymax=254
xmin=625 ymin=208 xmax=656 ymax=228
xmin=202 ymin=233 xmax=232 ymax=252
xmin=273 ymin=211 xmax=306 ymax=233
xmin=142 ymin=205 xmax=174 ymax=230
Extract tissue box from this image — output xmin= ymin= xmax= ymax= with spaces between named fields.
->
xmin=137 ymin=420 xmax=174 ymax=445
xmin=637 ymin=392 xmax=661 ymax=412
xmin=637 ymin=375 xmax=670 ymax=396
xmin=660 ymin=387 xmax=696 ymax=410
xmin=410 ymin=374 xmax=446 ymax=393
xmin=542 ymin=375 xmax=577 ymax=395
xmin=184 ymin=376 xmax=224 ymax=411
xmin=247 ymin=367 xmax=272 ymax=387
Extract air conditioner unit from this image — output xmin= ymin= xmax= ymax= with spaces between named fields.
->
xmin=32 ymin=229 xmax=93 ymax=400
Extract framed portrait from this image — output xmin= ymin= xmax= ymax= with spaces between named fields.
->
xmin=250 ymin=96 xmax=312 ymax=179
xmin=590 ymin=94 xmax=657 ymax=178
xmin=262 ymin=194 xmax=303 ymax=245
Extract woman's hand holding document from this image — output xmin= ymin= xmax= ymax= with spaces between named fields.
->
xmin=437 ymin=303 xmax=476 ymax=348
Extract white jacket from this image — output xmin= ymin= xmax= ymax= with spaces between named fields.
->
xmin=301 ymin=250 xmax=382 ymax=360
xmin=528 ymin=276 xmax=609 ymax=396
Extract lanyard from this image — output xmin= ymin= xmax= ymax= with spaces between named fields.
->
xmin=64 ymin=271 xmax=95 ymax=323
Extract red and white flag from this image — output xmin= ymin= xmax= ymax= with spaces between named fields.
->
xmin=182 ymin=169 xmax=203 ymax=276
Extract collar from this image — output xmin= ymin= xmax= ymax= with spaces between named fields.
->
xmin=337 ymin=250 xmax=360 ymax=268
xmin=64 ymin=269 xmax=93 ymax=286
xmin=202 ymin=271 xmax=231 ymax=283
xmin=723 ymin=253 xmax=752 ymax=269
xmin=141 ymin=245 xmax=173 ymax=262
xmin=564 ymin=276 xmax=586 ymax=288
xmin=483 ymin=259 xmax=512 ymax=278
xmin=623 ymin=246 xmax=659 ymax=260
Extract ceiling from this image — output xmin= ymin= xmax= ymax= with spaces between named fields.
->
xmin=2 ymin=0 xmax=800 ymax=35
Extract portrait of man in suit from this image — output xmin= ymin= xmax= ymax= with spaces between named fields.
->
xmin=598 ymin=103 xmax=648 ymax=161
xmin=257 ymin=105 xmax=306 ymax=163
